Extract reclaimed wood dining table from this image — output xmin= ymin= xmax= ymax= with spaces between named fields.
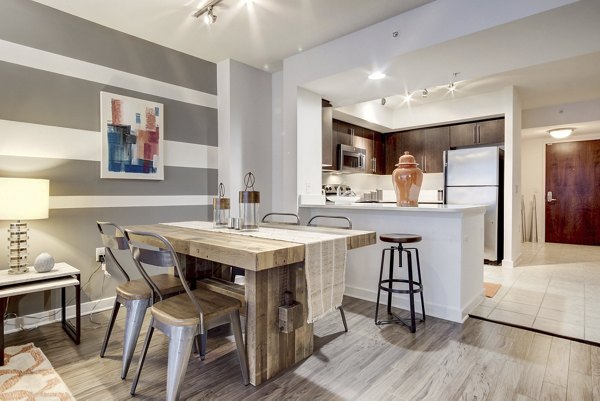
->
xmin=126 ymin=222 xmax=375 ymax=386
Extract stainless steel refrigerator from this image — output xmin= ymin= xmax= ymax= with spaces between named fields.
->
xmin=444 ymin=146 xmax=504 ymax=264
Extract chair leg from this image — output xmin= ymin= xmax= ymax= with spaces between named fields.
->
xmin=375 ymin=248 xmax=388 ymax=325
xmin=338 ymin=306 xmax=348 ymax=332
xmin=199 ymin=332 xmax=207 ymax=361
xmin=166 ymin=326 xmax=196 ymax=401
xmin=406 ymin=250 xmax=416 ymax=333
xmin=100 ymin=299 xmax=120 ymax=357
xmin=386 ymin=247 xmax=395 ymax=315
xmin=130 ymin=319 xmax=154 ymax=396
xmin=230 ymin=310 xmax=249 ymax=385
xmin=413 ymin=248 xmax=426 ymax=320
xmin=121 ymin=298 xmax=149 ymax=379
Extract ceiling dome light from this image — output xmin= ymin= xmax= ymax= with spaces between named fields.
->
xmin=548 ymin=128 xmax=574 ymax=139
xmin=368 ymin=72 xmax=386 ymax=80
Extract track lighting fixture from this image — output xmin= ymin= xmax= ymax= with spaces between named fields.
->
xmin=422 ymin=88 xmax=429 ymax=98
xmin=381 ymin=98 xmax=386 ymax=106
xmin=448 ymin=72 xmax=460 ymax=92
xmin=193 ymin=0 xmax=224 ymax=23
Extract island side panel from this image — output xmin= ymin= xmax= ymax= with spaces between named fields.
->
xmin=299 ymin=205 xmax=485 ymax=323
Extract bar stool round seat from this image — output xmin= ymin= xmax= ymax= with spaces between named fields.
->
xmin=379 ymin=234 xmax=422 ymax=244
xmin=375 ymin=233 xmax=426 ymax=333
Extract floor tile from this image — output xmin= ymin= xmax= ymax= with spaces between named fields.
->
xmin=470 ymin=305 xmax=493 ymax=318
xmin=537 ymin=307 xmax=584 ymax=326
xmin=585 ymin=326 xmax=600 ymax=342
xmin=532 ymin=317 xmax=584 ymax=338
xmin=495 ymin=300 xmax=540 ymax=316
xmin=488 ymin=309 xmax=535 ymax=327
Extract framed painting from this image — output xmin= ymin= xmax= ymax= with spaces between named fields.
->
xmin=100 ymin=92 xmax=164 ymax=180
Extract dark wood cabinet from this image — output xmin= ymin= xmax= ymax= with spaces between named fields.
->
xmin=330 ymin=120 xmax=384 ymax=174
xmin=449 ymin=118 xmax=504 ymax=148
xmin=385 ymin=127 xmax=449 ymax=174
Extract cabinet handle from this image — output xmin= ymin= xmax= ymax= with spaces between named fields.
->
xmin=473 ymin=125 xmax=477 ymax=144
xmin=477 ymin=125 xmax=481 ymax=143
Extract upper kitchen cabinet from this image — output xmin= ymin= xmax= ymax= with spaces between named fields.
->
xmin=449 ymin=118 xmax=505 ymax=148
xmin=385 ymin=127 xmax=449 ymax=174
xmin=330 ymin=119 xmax=384 ymax=174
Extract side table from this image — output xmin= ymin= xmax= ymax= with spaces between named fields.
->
xmin=0 ymin=262 xmax=81 ymax=365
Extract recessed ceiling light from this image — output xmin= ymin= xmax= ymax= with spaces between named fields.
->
xmin=263 ymin=64 xmax=269 ymax=70
xmin=403 ymin=92 xmax=413 ymax=102
xmin=368 ymin=72 xmax=386 ymax=80
xmin=548 ymin=128 xmax=574 ymax=139
xmin=298 ymin=47 xmax=303 ymax=52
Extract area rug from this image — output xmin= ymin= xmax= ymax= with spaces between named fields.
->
xmin=483 ymin=282 xmax=501 ymax=298
xmin=0 ymin=343 xmax=75 ymax=400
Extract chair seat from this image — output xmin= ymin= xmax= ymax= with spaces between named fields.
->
xmin=379 ymin=233 xmax=422 ymax=244
xmin=116 ymin=274 xmax=183 ymax=301
xmin=151 ymin=289 xmax=242 ymax=327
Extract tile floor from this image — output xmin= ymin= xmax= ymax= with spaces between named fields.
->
xmin=471 ymin=242 xmax=600 ymax=343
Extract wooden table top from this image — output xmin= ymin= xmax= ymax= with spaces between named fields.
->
xmin=125 ymin=223 xmax=376 ymax=271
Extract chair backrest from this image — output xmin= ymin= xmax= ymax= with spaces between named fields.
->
xmin=307 ymin=215 xmax=353 ymax=230
xmin=123 ymin=229 xmax=205 ymax=330
xmin=96 ymin=221 xmax=131 ymax=282
xmin=261 ymin=212 xmax=301 ymax=225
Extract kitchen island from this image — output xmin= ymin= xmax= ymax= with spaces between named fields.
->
xmin=299 ymin=203 xmax=486 ymax=323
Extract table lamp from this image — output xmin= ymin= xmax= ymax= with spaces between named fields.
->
xmin=0 ymin=178 xmax=49 ymax=274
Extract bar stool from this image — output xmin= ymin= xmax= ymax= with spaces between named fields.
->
xmin=375 ymin=233 xmax=425 ymax=333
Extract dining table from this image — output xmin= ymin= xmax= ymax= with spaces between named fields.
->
xmin=125 ymin=221 xmax=376 ymax=386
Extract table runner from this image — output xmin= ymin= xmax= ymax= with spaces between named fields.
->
xmin=162 ymin=221 xmax=347 ymax=323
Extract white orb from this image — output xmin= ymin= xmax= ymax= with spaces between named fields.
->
xmin=34 ymin=253 xmax=55 ymax=273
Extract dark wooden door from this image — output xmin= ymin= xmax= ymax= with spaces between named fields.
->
xmin=478 ymin=119 xmax=504 ymax=145
xmin=545 ymin=139 xmax=600 ymax=245
xmin=424 ymin=126 xmax=450 ymax=173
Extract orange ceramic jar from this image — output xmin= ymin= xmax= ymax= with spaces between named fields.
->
xmin=392 ymin=151 xmax=423 ymax=207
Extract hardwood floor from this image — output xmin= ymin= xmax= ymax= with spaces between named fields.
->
xmin=5 ymin=296 xmax=600 ymax=400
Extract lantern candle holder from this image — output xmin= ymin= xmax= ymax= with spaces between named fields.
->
xmin=213 ymin=182 xmax=230 ymax=227
xmin=239 ymin=172 xmax=260 ymax=231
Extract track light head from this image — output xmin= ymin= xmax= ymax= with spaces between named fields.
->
xmin=381 ymin=98 xmax=386 ymax=106
xmin=422 ymin=88 xmax=429 ymax=98
xmin=205 ymin=6 xmax=217 ymax=24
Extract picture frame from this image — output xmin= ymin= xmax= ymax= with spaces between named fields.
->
xmin=100 ymin=92 xmax=164 ymax=180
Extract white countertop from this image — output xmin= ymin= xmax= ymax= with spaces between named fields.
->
xmin=300 ymin=202 xmax=486 ymax=214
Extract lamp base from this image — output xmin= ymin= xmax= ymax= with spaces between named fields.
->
xmin=8 ymin=266 xmax=30 ymax=275
xmin=8 ymin=221 xmax=29 ymax=274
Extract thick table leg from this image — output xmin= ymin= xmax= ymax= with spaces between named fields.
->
xmin=0 ymin=297 xmax=5 ymax=366
xmin=245 ymin=263 xmax=313 ymax=386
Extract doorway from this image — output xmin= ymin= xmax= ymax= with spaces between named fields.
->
xmin=545 ymin=139 xmax=600 ymax=245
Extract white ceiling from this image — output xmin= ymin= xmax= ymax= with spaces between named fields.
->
xmin=32 ymin=0 xmax=433 ymax=72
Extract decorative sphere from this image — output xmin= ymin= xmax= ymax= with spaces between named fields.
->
xmin=34 ymin=253 xmax=55 ymax=273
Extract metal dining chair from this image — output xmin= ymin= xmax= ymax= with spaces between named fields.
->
xmin=261 ymin=212 xmax=301 ymax=225
xmin=125 ymin=229 xmax=249 ymax=401
xmin=97 ymin=222 xmax=184 ymax=379
xmin=306 ymin=215 xmax=352 ymax=332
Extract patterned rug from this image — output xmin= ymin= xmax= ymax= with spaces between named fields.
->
xmin=0 ymin=343 xmax=75 ymax=400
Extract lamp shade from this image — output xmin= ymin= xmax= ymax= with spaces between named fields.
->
xmin=0 ymin=178 xmax=49 ymax=220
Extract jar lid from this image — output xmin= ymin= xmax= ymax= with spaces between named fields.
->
xmin=240 ymin=191 xmax=260 ymax=203
xmin=213 ymin=197 xmax=230 ymax=209
xmin=395 ymin=151 xmax=417 ymax=167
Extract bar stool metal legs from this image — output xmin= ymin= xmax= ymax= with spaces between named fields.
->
xmin=375 ymin=243 xmax=425 ymax=333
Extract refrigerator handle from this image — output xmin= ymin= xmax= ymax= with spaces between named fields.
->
xmin=477 ymin=125 xmax=481 ymax=143
xmin=472 ymin=125 xmax=477 ymax=144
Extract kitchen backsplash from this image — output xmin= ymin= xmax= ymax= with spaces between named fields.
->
xmin=322 ymin=172 xmax=444 ymax=193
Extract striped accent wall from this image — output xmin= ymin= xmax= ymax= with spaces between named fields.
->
xmin=0 ymin=0 xmax=218 ymax=316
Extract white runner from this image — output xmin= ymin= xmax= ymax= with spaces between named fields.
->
xmin=162 ymin=221 xmax=347 ymax=323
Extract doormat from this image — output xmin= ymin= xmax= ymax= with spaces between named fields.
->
xmin=0 ymin=343 xmax=75 ymax=400
xmin=483 ymin=282 xmax=501 ymax=298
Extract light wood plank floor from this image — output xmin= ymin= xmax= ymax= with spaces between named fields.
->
xmin=6 ymin=296 xmax=600 ymax=400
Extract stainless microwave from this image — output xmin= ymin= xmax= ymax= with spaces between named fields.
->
xmin=338 ymin=144 xmax=366 ymax=172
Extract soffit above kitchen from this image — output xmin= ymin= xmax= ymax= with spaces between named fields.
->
xmin=31 ymin=0 xmax=433 ymax=72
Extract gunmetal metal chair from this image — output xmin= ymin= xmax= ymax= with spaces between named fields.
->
xmin=305 ymin=215 xmax=352 ymax=332
xmin=125 ymin=229 xmax=249 ymax=401
xmin=261 ymin=212 xmax=301 ymax=225
xmin=97 ymin=222 xmax=184 ymax=379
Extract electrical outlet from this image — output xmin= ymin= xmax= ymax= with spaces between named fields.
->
xmin=95 ymin=247 xmax=105 ymax=262
xmin=101 ymin=262 xmax=111 ymax=277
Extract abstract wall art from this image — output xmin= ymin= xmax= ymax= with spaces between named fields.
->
xmin=100 ymin=92 xmax=164 ymax=180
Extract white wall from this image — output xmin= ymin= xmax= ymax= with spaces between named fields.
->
xmin=218 ymin=59 xmax=273 ymax=215
xmin=296 ymin=88 xmax=323 ymax=202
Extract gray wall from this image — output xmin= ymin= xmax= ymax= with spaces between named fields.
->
xmin=0 ymin=0 xmax=218 ymax=316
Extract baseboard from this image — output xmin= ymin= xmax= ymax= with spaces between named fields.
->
xmin=3 ymin=296 xmax=116 ymax=335
xmin=344 ymin=285 xmax=464 ymax=323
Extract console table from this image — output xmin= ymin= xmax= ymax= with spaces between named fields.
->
xmin=0 ymin=262 xmax=81 ymax=365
